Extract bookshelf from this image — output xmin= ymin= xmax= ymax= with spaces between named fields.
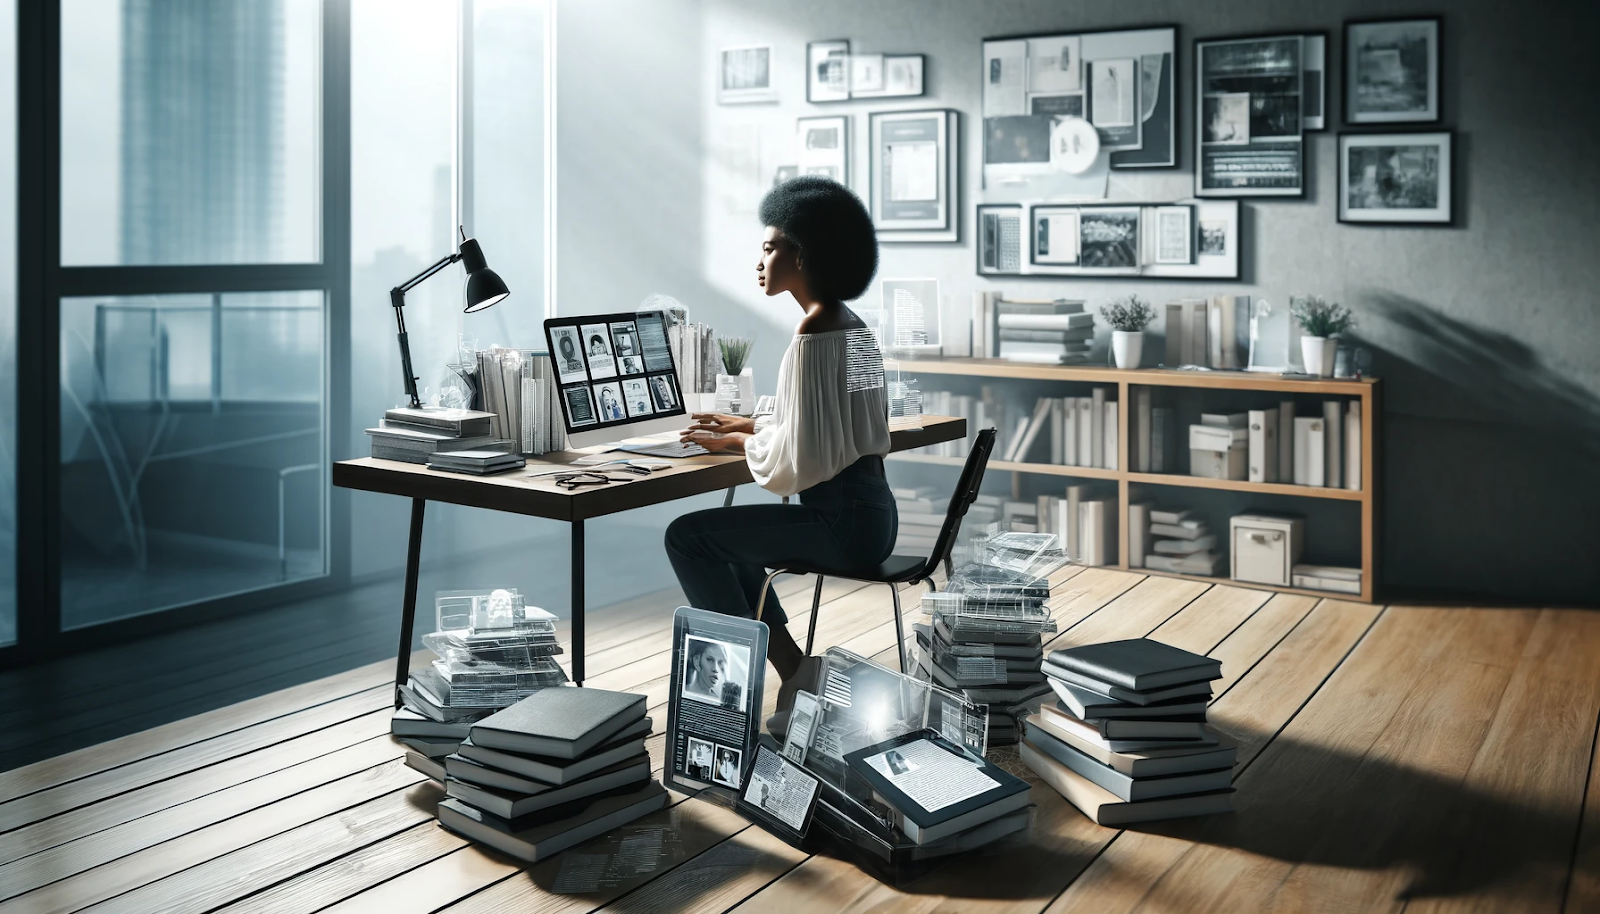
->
xmin=889 ymin=359 xmax=1382 ymax=603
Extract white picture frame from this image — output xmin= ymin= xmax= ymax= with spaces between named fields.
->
xmin=870 ymin=109 xmax=959 ymax=242
xmin=795 ymin=115 xmax=849 ymax=186
xmin=806 ymin=39 xmax=850 ymax=103
xmin=717 ymin=45 xmax=776 ymax=105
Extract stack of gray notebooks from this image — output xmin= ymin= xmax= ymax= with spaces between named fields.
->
xmin=1021 ymin=638 xmax=1236 ymax=825
xmin=437 ymin=687 xmax=667 ymax=862
xmin=366 ymin=406 xmax=514 ymax=465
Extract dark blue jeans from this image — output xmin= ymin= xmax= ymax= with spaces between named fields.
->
xmin=664 ymin=456 xmax=898 ymax=625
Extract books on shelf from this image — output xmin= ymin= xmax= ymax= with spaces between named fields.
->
xmin=1292 ymin=417 xmax=1326 ymax=487
xmin=1127 ymin=502 xmax=1150 ymax=569
xmin=1345 ymin=401 xmax=1363 ymax=491
xmin=1323 ymin=400 xmax=1343 ymax=489
xmin=1024 ymin=637 xmax=1235 ymax=826
xmin=1247 ymin=408 xmax=1279 ymax=483
xmin=1292 ymin=563 xmax=1363 ymax=594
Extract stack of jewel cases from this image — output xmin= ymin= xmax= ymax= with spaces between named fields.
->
xmin=394 ymin=588 xmax=569 ymax=780
xmin=912 ymin=532 xmax=1067 ymax=746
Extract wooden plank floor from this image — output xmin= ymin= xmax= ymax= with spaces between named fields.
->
xmin=4 ymin=570 xmax=1598 ymax=914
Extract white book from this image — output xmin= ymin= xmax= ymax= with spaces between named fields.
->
xmin=1054 ymin=498 xmax=1073 ymax=551
xmin=1164 ymin=303 xmax=1185 ymax=367
xmin=1005 ymin=415 xmax=1032 ymax=462
xmin=1135 ymin=388 xmax=1153 ymax=473
xmin=1323 ymin=401 xmax=1342 ymax=489
xmin=1150 ymin=522 xmax=1208 ymax=539
xmin=1207 ymin=299 xmax=1224 ymax=369
xmin=1050 ymin=400 xmax=1064 ymax=465
xmin=1063 ymin=398 xmax=1078 ymax=466
xmin=1293 ymin=563 xmax=1363 ymax=581
xmin=1248 ymin=409 xmax=1279 ymax=483
xmin=1153 ymin=534 xmax=1217 ymax=554
xmin=1144 ymin=552 xmax=1220 ymax=575
xmin=996 ymin=312 xmax=1097 ymax=330
xmin=1200 ymin=412 xmax=1249 ymax=428
xmin=1345 ymin=400 xmax=1363 ymax=491
xmin=972 ymin=292 xmax=990 ymax=358
xmin=1103 ymin=402 xmax=1118 ymax=470
xmin=1149 ymin=509 xmax=1195 ymax=525
xmin=1293 ymin=417 xmax=1325 ymax=487
xmin=1091 ymin=388 xmax=1106 ymax=469
xmin=1190 ymin=425 xmax=1246 ymax=451
xmin=1186 ymin=301 xmax=1209 ymax=367
xmin=1128 ymin=503 xmax=1151 ymax=568
xmin=1076 ymin=396 xmax=1094 ymax=467
xmin=1277 ymin=401 xmax=1295 ymax=484
xmin=1064 ymin=484 xmax=1086 ymax=562
xmin=1078 ymin=499 xmax=1114 ymax=566
xmin=1292 ymin=574 xmax=1362 ymax=594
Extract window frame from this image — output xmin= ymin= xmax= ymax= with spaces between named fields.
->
xmin=9 ymin=0 xmax=355 ymax=662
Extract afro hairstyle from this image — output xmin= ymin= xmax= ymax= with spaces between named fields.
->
xmin=758 ymin=175 xmax=878 ymax=302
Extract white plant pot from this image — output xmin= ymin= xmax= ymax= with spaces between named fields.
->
xmin=1111 ymin=330 xmax=1145 ymax=369
xmin=1301 ymin=336 xmax=1338 ymax=378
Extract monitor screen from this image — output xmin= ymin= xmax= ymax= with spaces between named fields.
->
xmin=544 ymin=310 xmax=685 ymax=438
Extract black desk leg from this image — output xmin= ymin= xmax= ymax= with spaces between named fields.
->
xmin=572 ymin=517 xmax=585 ymax=685
xmin=395 ymin=497 xmax=426 ymax=707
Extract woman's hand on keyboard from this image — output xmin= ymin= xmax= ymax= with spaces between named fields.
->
xmin=683 ymin=412 xmax=755 ymax=436
xmin=682 ymin=429 xmax=748 ymax=454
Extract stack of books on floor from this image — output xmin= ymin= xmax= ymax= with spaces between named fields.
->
xmin=914 ymin=554 xmax=1060 ymax=746
xmin=437 ymin=687 xmax=666 ymax=862
xmin=395 ymin=600 xmax=569 ymax=781
xmin=1022 ymin=638 xmax=1236 ymax=825
xmin=891 ymin=485 xmax=950 ymax=556
xmin=1142 ymin=508 xmax=1218 ymax=576
xmin=367 ymin=406 xmax=516 ymax=467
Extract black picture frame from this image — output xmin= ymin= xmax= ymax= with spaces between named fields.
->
xmin=1343 ymin=16 xmax=1442 ymax=125
xmin=806 ymin=39 xmax=851 ymax=104
xmin=975 ymin=203 xmax=1024 ymax=276
xmin=979 ymin=25 xmax=1178 ymax=172
xmin=1336 ymin=129 xmax=1454 ymax=226
xmin=1193 ymin=32 xmax=1309 ymax=199
xmin=1027 ymin=204 xmax=1080 ymax=268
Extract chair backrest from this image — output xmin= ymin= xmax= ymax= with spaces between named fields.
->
xmin=922 ymin=427 xmax=998 ymax=577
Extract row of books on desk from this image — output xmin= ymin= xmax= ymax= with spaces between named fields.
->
xmin=367 ymin=407 xmax=526 ymax=475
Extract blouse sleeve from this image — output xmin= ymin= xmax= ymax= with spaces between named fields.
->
xmin=744 ymin=332 xmax=889 ymax=497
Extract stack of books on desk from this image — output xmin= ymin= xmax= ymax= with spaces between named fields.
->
xmin=1022 ymin=638 xmax=1236 ymax=825
xmin=437 ymin=687 xmax=667 ymax=862
xmin=991 ymin=299 xmax=1093 ymax=365
xmin=367 ymin=407 xmax=512 ymax=465
xmin=395 ymin=605 xmax=569 ymax=780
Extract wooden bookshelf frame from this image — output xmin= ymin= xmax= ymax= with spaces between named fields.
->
xmin=889 ymin=359 xmax=1381 ymax=603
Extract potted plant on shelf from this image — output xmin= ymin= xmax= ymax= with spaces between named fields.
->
xmin=716 ymin=337 xmax=755 ymax=415
xmin=1289 ymin=296 xmax=1354 ymax=378
xmin=1099 ymin=295 xmax=1155 ymax=369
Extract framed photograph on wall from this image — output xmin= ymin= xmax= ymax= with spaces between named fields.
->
xmin=1151 ymin=204 xmax=1195 ymax=264
xmin=1195 ymin=34 xmax=1306 ymax=197
xmin=718 ymin=46 xmax=776 ymax=104
xmin=1076 ymin=205 xmax=1142 ymax=274
xmin=869 ymin=109 xmax=958 ymax=242
xmin=852 ymin=53 xmax=925 ymax=99
xmin=1030 ymin=205 xmax=1081 ymax=266
xmin=1345 ymin=17 xmax=1441 ymax=124
xmin=981 ymin=25 xmax=1176 ymax=198
xmin=807 ymin=39 xmax=851 ymax=103
xmin=976 ymin=204 xmax=1024 ymax=275
xmin=1338 ymin=131 xmax=1453 ymax=224
xmin=795 ymin=116 xmax=849 ymax=185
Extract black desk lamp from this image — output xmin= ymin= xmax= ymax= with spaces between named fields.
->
xmin=389 ymin=226 xmax=510 ymax=409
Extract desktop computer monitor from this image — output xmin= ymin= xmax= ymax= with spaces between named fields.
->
xmin=544 ymin=310 xmax=689 ymax=448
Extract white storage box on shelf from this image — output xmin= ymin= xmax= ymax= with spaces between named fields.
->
xmin=1229 ymin=514 xmax=1305 ymax=586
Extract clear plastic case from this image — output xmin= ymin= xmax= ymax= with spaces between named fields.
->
xmin=404 ymin=589 xmax=570 ymax=717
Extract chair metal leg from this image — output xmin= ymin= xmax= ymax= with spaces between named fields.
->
xmin=804 ymin=575 xmax=825 ymax=656
xmin=889 ymin=583 xmax=907 ymax=673
xmin=753 ymin=569 xmax=785 ymax=622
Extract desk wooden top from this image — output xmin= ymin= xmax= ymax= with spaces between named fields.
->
xmin=332 ymin=415 xmax=966 ymax=522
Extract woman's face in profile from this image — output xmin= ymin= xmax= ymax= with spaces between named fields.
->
xmin=757 ymin=226 xmax=802 ymax=299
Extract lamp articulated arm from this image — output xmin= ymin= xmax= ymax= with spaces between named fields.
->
xmin=389 ymin=251 xmax=463 ymax=410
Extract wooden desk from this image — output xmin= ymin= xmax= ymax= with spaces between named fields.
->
xmin=332 ymin=415 xmax=965 ymax=698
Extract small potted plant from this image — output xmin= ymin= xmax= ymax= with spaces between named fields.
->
xmin=716 ymin=337 xmax=755 ymax=414
xmin=1099 ymin=295 xmax=1155 ymax=369
xmin=1289 ymin=296 xmax=1354 ymax=378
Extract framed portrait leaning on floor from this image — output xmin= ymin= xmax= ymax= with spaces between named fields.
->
xmin=1338 ymin=131 xmax=1453 ymax=225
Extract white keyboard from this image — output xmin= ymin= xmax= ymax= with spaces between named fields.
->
xmin=617 ymin=439 xmax=709 ymax=458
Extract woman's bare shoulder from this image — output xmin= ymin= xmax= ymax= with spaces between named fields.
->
xmin=795 ymin=306 xmax=868 ymax=336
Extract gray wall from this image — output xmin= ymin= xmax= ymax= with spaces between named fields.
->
xmin=692 ymin=0 xmax=1600 ymax=603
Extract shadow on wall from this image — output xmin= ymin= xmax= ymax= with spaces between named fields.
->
xmin=1360 ymin=293 xmax=1600 ymax=604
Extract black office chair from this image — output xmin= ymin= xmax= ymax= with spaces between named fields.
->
xmin=754 ymin=427 xmax=998 ymax=672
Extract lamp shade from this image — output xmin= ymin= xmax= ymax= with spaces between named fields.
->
xmin=458 ymin=236 xmax=509 ymax=313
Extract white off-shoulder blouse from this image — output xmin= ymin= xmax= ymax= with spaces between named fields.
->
xmin=744 ymin=328 xmax=891 ymax=497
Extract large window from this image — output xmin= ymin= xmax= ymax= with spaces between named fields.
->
xmin=39 ymin=0 xmax=340 ymax=637
xmin=60 ymin=0 xmax=322 ymax=266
